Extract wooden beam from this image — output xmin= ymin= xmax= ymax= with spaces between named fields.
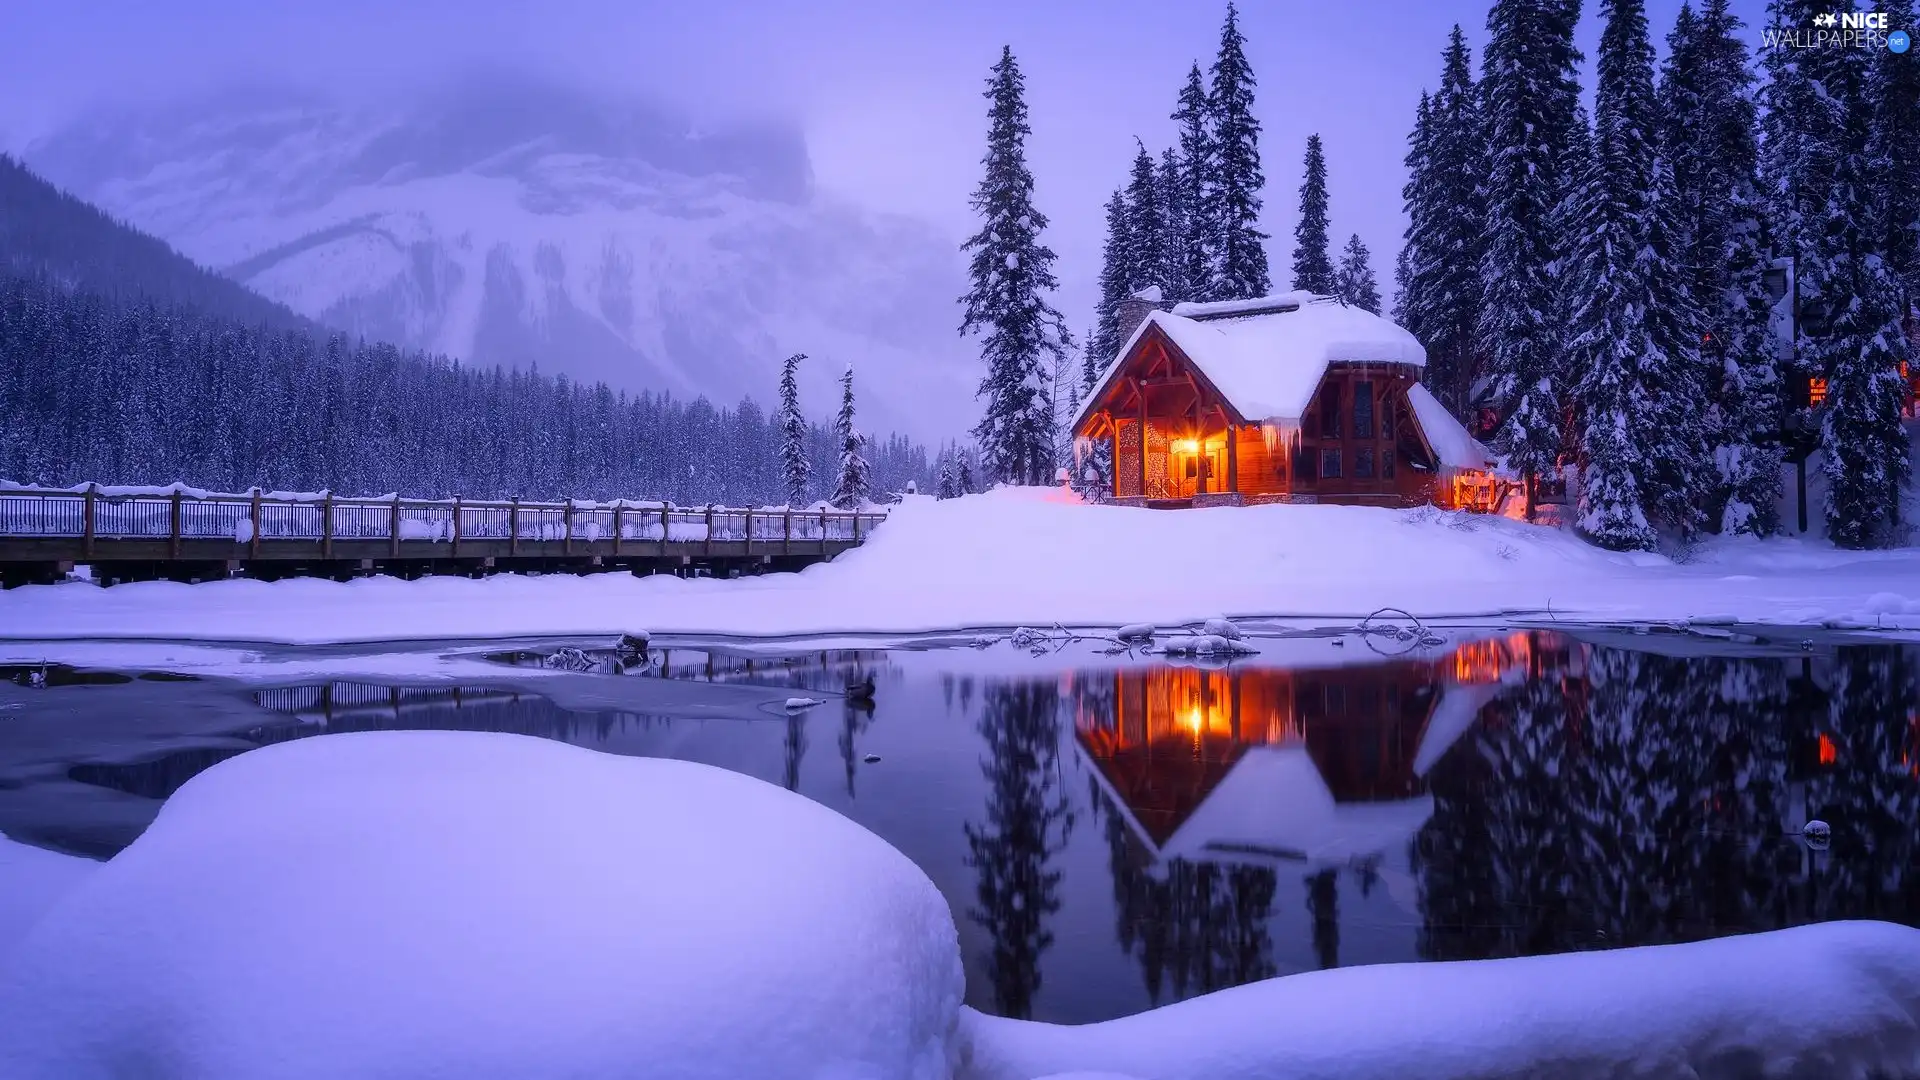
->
xmin=1137 ymin=391 xmax=1148 ymax=498
xmin=1227 ymin=424 xmax=1239 ymax=494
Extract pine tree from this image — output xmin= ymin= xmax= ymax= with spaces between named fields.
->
xmin=831 ymin=366 xmax=871 ymax=509
xmin=1685 ymin=0 xmax=1781 ymax=535
xmin=1205 ymin=3 xmax=1271 ymax=300
xmin=937 ymin=453 xmax=959 ymax=499
xmin=1821 ymin=33 xmax=1911 ymax=547
xmin=777 ymin=352 xmax=811 ymax=506
xmin=1478 ymin=0 xmax=1584 ymax=512
xmin=1155 ymin=147 xmax=1190 ymax=304
xmin=1291 ymin=135 xmax=1335 ymax=294
xmin=1871 ymin=0 xmax=1920 ymax=310
xmin=1333 ymin=234 xmax=1380 ymax=313
xmin=958 ymin=454 xmax=976 ymax=495
xmin=960 ymin=47 xmax=1074 ymax=487
xmin=1395 ymin=92 xmax=1435 ymax=333
xmin=1092 ymin=191 xmax=1131 ymax=367
xmin=1123 ymin=141 xmax=1165 ymax=297
xmin=1420 ymin=26 xmax=1488 ymax=416
xmin=1563 ymin=0 xmax=1660 ymax=549
xmin=1171 ymin=63 xmax=1216 ymax=304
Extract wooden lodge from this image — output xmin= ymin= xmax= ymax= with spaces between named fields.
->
xmin=1071 ymin=290 xmax=1497 ymax=510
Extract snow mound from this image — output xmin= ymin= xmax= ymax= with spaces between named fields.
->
xmin=0 ymin=732 xmax=964 ymax=1079
xmin=956 ymin=921 xmax=1920 ymax=1080
xmin=0 ymin=837 xmax=97 ymax=966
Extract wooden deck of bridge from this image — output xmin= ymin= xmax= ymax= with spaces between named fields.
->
xmin=0 ymin=486 xmax=887 ymax=588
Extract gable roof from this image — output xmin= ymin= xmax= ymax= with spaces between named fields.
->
xmin=1405 ymin=383 xmax=1493 ymax=470
xmin=1071 ymin=293 xmax=1428 ymax=430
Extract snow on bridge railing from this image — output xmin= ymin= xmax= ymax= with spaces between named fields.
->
xmin=0 ymin=484 xmax=888 ymax=547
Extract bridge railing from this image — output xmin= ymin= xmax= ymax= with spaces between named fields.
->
xmin=0 ymin=485 xmax=887 ymax=548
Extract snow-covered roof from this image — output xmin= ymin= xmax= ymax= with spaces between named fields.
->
xmin=1090 ymin=742 xmax=1435 ymax=871
xmin=1405 ymin=384 xmax=1493 ymax=471
xmin=1071 ymin=294 xmax=1428 ymax=430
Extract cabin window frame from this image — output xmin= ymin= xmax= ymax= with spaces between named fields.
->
xmin=1353 ymin=380 xmax=1375 ymax=440
xmin=1321 ymin=447 xmax=1343 ymax=479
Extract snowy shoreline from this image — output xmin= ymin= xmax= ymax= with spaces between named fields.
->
xmin=3 ymin=490 xmax=1919 ymax=645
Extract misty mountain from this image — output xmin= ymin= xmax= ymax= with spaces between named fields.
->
xmin=23 ymin=77 xmax=978 ymax=439
xmin=0 ymin=154 xmax=309 ymax=331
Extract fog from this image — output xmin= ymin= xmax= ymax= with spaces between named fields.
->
xmin=2 ymin=0 xmax=1771 ymax=353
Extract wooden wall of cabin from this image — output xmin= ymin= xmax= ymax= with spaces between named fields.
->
xmin=1232 ymin=426 xmax=1289 ymax=497
xmin=1293 ymin=367 xmax=1436 ymax=507
xmin=1113 ymin=418 xmax=1178 ymax=499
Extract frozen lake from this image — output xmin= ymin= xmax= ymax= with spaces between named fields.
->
xmin=2 ymin=627 xmax=1917 ymax=1025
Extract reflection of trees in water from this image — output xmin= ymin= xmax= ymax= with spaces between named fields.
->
xmin=964 ymin=683 xmax=1075 ymax=1019
xmin=1416 ymin=640 xmax=1920 ymax=962
xmin=783 ymin=712 xmax=808 ymax=792
xmin=839 ymin=698 xmax=874 ymax=797
xmin=1307 ymin=868 xmax=1339 ymax=969
xmin=1101 ymin=797 xmax=1278 ymax=1006
xmin=1808 ymin=646 xmax=1920 ymax=922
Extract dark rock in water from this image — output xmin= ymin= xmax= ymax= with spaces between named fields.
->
xmin=862 ymin=754 xmax=881 ymax=764
xmin=542 ymin=647 xmax=624 ymax=675
xmin=845 ymin=674 xmax=875 ymax=701
xmin=616 ymin=632 xmax=651 ymax=655
xmin=1802 ymin=819 xmax=1831 ymax=851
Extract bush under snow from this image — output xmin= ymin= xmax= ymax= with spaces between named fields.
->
xmin=0 ymin=732 xmax=963 ymax=1080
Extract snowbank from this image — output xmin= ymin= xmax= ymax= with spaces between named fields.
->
xmin=0 ymin=733 xmax=963 ymax=1079
xmin=955 ymin=921 xmax=1920 ymax=1080
xmin=5 ymin=490 xmax=1920 ymax=643
xmin=0 ymin=836 xmax=97 ymax=966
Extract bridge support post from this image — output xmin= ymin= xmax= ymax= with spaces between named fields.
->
xmin=509 ymin=497 xmax=520 ymax=557
xmin=169 ymin=488 xmax=183 ymax=561
xmin=704 ymin=504 xmax=714 ymax=556
xmin=82 ymin=483 xmax=96 ymax=562
xmin=612 ymin=503 xmax=623 ymax=556
xmin=390 ymin=494 xmax=401 ymax=559
xmin=249 ymin=488 xmax=261 ymax=560
xmin=563 ymin=498 xmax=574 ymax=557
xmin=321 ymin=491 xmax=334 ymax=560
xmin=451 ymin=496 xmax=462 ymax=559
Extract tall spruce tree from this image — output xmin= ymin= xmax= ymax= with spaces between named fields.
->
xmin=1410 ymin=27 xmax=1487 ymax=416
xmin=1123 ymin=142 xmax=1166 ymax=297
xmin=777 ymin=352 xmax=811 ymax=506
xmin=1171 ymin=64 xmax=1216 ymax=305
xmin=1396 ymin=93 xmax=1436 ymax=335
xmin=1092 ymin=190 xmax=1131 ymax=373
xmin=831 ymin=366 xmax=872 ymax=509
xmin=1334 ymin=234 xmax=1381 ymax=313
xmin=1478 ymin=0 xmax=1584 ymax=512
xmin=1291 ymin=135 xmax=1335 ymax=294
xmin=1155 ymin=147 xmax=1190 ymax=304
xmin=1871 ymin=0 xmax=1920 ymax=307
xmin=1205 ymin=3 xmax=1271 ymax=300
xmin=1821 ymin=31 xmax=1911 ymax=547
xmin=1564 ymin=0 xmax=1667 ymax=549
xmin=960 ymin=47 xmax=1074 ymax=487
xmin=1681 ymin=0 xmax=1782 ymax=534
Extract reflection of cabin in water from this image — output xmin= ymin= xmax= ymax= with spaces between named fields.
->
xmin=1072 ymin=635 xmax=1537 ymax=870
xmin=1070 ymin=290 xmax=1498 ymax=511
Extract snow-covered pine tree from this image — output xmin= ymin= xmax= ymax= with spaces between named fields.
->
xmin=1871 ymin=0 xmax=1920 ymax=309
xmin=1206 ymin=3 xmax=1270 ymax=301
xmin=777 ymin=352 xmax=811 ymax=506
xmin=1821 ymin=34 xmax=1911 ymax=548
xmin=831 ymin=366 xmax=871 ymax=509
xmin=1155 ymin=147 xmax=1190 ymax=304
xmin=937 ymin=453 xmax=959 ymax=499
xmin=1171 ymin=63 xmax=1216 ymax=305
xmin=1092 ymin=190 xmax=1131 ymax=367
xmin=1123 ymin=141 xmax=1165 ymax=297
xmin=1760 ymin=0 xmax=1850 ymax=390
xmin=1334 ymin=234 xmax=1380 ymax=313
xmin=1291 ymin=135 xmax=1335 ymax=294
xmin=1477 ymin=0 xmax=1583 ymax=514
xmin=958 ymin=454 xmax=976 ymax=495
xmin=960 ymin=47 xmax=1074 ymax=487
xmin=1565 ymin=0 xmax=1666 ymax=550
xmin=1417 ymin=26 xmax=1489 ymax=416
xmin=1395 ymin=92 xmax=1435 ymax=334
xmin=1685 ymin=0 xmax=1781 ymax=535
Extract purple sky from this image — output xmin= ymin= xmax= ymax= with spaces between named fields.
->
xmin=1 ymin=0 xmax=1777 ymax=323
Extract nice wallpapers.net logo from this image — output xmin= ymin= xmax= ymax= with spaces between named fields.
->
xmin=1762 ymin=11 xmax=1911 ymax=49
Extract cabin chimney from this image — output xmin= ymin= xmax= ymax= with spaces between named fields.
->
xmin=1115 ymin=285 xmax=1166 ymax=347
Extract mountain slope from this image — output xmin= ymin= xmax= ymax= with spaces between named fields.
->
xmin=0 ymin=154 xmax=310 ymax=330
xmin=24 ymin=80 xmax=978 ymax=439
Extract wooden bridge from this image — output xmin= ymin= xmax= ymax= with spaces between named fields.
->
xmin=0 ymin=485 xmax=888 ymax=588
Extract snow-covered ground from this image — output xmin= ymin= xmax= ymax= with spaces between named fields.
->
xmin=955 ymin=920 xmax=1920 ymax=1080
xmin=0 ymin=836 xmax=96 ymax=966
xmin=0 ymin=732 xmax=963 ymax=1079
xmin=4 ymin=489 xmax=1919 ymax=644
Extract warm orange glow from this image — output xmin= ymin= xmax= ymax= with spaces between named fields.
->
xmin=1173 ymin=438 xmax=1200 ymax=454
xmin=1809 ymin=377 xmax=1829 ymax=407
xmin=1817 ymin=733 xmax=1837 ymax=766
xmin=1446 ymin=470 xmax=1506 ymax=515
xmin=1450 ymin=632 xmax=1534 ymax=685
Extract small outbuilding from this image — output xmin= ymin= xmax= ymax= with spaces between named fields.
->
xmin=1071 ymin=290 xmax=1497 ymax=509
